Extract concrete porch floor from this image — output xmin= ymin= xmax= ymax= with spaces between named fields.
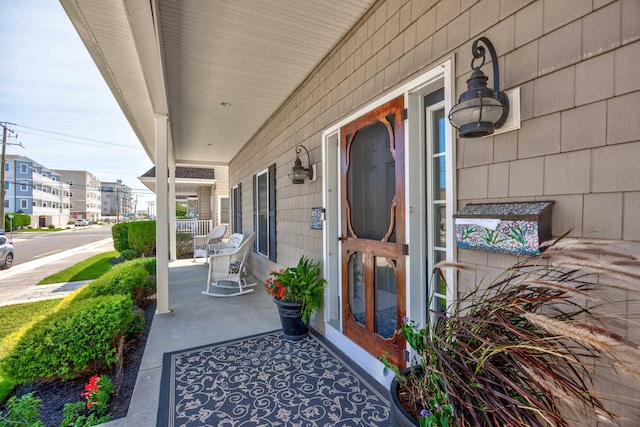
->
xmin=108 ymin=258 xmax=281 ymax=426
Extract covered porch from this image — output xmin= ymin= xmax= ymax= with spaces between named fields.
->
xmin=103 ymin=259 xmax=390 ymax=426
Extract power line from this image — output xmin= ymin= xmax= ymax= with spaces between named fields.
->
xmin=14 ymin=124 xmax=143 ymax=151
xmin=18 ymin=129 xmax=143 ymax=153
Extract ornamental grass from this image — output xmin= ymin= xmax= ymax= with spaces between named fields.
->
xmin=392 ymin=237 xmax=640 ymax=426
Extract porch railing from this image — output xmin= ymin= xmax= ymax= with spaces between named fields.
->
xmin=176 ymin=219 xmax=213 ymax=236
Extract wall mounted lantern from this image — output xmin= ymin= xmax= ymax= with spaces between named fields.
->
xmin=289 ymin=145 xmax=313 ymax=184
xmin=448 ymin=37 xmax=509 ymax=138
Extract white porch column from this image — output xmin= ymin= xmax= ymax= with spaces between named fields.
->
xmin=155 ymin=114 xmax=171 ymax=314
xmin=169 ymin=165 xmax=177 ymax=261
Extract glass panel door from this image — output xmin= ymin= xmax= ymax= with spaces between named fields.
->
xmin=340 ymin=96 xmax=407 ymax=366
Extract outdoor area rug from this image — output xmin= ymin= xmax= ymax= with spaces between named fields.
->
xmin=158 ymin=329 xmax=391 ymax=426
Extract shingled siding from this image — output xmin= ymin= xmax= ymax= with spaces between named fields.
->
xmin=229 ymin=1 xmax=639 ymax=419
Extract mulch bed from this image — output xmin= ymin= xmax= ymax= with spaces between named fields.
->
xmin=9 ymin=296 xmax=156 ymax=426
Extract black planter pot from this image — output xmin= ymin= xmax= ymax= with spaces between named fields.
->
xmin=273 ymin=298 xmax=309 ymax=340
xmin=390 ymin=367 xmax=420 ymax=427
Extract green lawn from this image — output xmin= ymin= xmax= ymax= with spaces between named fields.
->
xmin=0 ymin=299 xmax=61 ymax=342
xmin=38 ymin=251 xmax=119 ymax=285
xmin=11 ymin=228 xmax=71 ymax=233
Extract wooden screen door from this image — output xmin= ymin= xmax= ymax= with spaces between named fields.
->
xmin=340 ymin=96 xmax=406 ymax=366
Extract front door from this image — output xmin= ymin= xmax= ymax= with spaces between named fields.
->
xmin=340 ymin=96 xmax=406 ymax=365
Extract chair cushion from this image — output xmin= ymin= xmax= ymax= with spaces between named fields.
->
xmin=228 ymin=261 xmax=241 ymax=274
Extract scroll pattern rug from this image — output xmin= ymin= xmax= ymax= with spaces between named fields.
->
xmin=158 ymin=330 xmax=391 ymax=426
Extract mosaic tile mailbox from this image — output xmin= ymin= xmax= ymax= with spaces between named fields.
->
xmin=454 ymin=201 xmax=554 ymax=256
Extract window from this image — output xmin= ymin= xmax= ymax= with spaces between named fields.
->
xmin=20 ymin=182 xmax=28 ymax=191
xmin=219 ymin=196 xmax=230 ymax=224
xmin=254 ymin=164 xmax=276 ymax=261
xmin=231 ymin=184 xmax=242 ymax=233
xmin=20 ymin=199 xmax=28 ymax=209
xmin=4 ymin=162 xmax=8 ymax=171
xmin=4 ymin=182 xmax=8 ymax=190
xmin=20 ymin=164 xmax=27 ymax=173
xmin=3 ymin=200 xmax=8 ymax=208
xmin=424 ymin=88 xmax=455 ymax=319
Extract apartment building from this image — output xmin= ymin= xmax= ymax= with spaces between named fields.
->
xmin=101 ymin=180 xmax=134 ymax=221
xmin=56 ymin=169 xmax=102 ymax=222
xmin=3 ymin=155 xmax=71 ymax=228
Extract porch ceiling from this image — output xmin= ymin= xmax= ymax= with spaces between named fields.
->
xmin=60 ymin=0 xmax=376 ymax=169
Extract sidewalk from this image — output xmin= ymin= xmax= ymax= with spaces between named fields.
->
xmin=0 ymin=237 xmax=114 ymax=304
xmin=0 ymin=280 xmax=92 ymax=307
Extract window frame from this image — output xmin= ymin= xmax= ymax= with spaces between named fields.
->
xmin=218 ymin=195 xmax=230 ymax=225
xmin=231 ymin=184 xmax=242 ymax=233
xmin=253 ymin=164 xmax=276 ymax=261
xmin=20 ymin=199 xmax=28 ymax=209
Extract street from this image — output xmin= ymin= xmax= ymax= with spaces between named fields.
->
xmin=8 ymin=225 xmax=113 ymax=266
xmin=0 ymin=225 xmax=115 ymax=302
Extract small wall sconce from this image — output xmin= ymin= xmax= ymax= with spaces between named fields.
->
xmin=289 ymin=145 xmax=314 ymax=184
xmin=448 ymin=37 xmax=509 ymax=138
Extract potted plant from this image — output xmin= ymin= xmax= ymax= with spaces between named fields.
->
xmin=383 ymin=238 xmax=640 ymax=426
xmin=265 ymin=255 xmax=326 ymax=340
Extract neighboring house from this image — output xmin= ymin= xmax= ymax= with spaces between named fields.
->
xmin=139 ymin=166 xmax=229 ymax=228
xmin=55 ymin=170 xmax=102 ymax=222
xmin=101 ymin=180 xmax=133 ymax=221
xmin=62 ymin=0 xmax=640 ymax=420
xmin=4 ymin=155 xmax=71 ymax=228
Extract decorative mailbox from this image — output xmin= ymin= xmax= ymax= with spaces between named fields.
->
xmin=454 ymin=201 xmax=553 ymax=256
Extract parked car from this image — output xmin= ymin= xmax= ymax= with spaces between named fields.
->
xmin=75 ymin=219 xmax=89 ymax=226
xmin=0 ymin=234 xmax=14 ymax=269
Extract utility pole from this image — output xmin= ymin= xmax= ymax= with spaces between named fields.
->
xmin=0 ymin=122 xmax=19 ymax=231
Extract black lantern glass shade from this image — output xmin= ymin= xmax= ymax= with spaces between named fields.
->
xmin=289 ymin=145 xmax=313 ymax=184
xmin=449 ymin=37 xmax=509 ymax=138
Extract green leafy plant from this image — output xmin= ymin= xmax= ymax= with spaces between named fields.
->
xmin=175 ymin=232 xmax=193 ymax=259
xmin=127 ymin=220 xmax=156 ymax=257
xmin=382 ymin=321 xmax=455 ymax=427
xmin=264 ymin=256 xmax=326 ymax=322
xmin=386 ymin=238 xmax=640 ymax=426
xmin=61 ymin=375 xmax=114 ymax=427
xmin=119 ymin=249 xmax=138 ymax=260
xmin=74 ymin=261 xmax=149 ymax=307
xmin=0 ymin=392 xmax=44 ymax=427
xmin=1 ymin=295 xmax=134 ymax=382
xmin=111 ymin=222 xmax=130 ymax=252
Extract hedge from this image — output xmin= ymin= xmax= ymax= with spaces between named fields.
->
xmin=73 ymin=262 xmax=150 ymax=307
xmin=3 ymin=213 xmax=30 ymax=229
xmin=1 ymin=295 xmax=134 ymax=382
xmin=127 ymin=257 xmax=157 ymax=277
xmin=128 ymin=221 xmax=156 ymax=257
xmin=111 ymin=223 xmax=130 ymax=253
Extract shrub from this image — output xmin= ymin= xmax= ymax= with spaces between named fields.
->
xmin=1 ymin=295 xmax=134 ymax=383
xmin=4 ymin=213 xmax=30 ymax=229
xmin=120 ymin=249 xmax=138 ymax=261
xmin=0 ymin=392 xmax=44 ymax=427
xmin=111 ymin=223 xmax=130 ymax=252
xmin=126 ymin=308 xmax=146 ymax=340
xmin=176 ymin=232 xmax=193 ymax=259
xmin=75 ymin=262 xmax=149 ymax=307
xmin=128 ymin=257 xmax=156 ymax=276
xmin=128 ymin=221 xmax=156 ymax=257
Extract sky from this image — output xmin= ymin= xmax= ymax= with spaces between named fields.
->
xmin=0 ymin=0 xmax=155 ymax=208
